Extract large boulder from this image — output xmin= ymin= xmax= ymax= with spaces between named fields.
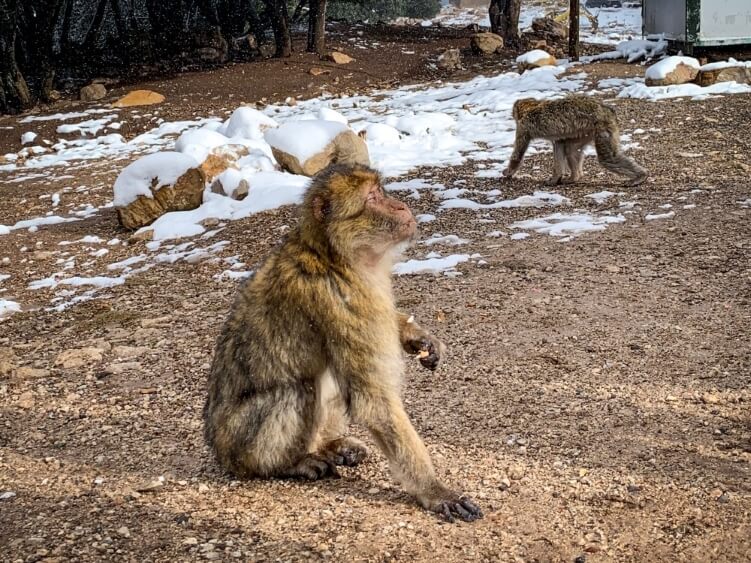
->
xmin=516 ymin=49 xmax=557 ymax=71
xmin=696 ymin=61 xmax=751 ymax=87
xmin=113 ymin=90 xmax=165 ymax=108
xmin=531 ymin=17 xmax=568 ymax=42
xmin=645 ymin=56 xmax=700 ymax=86
xmin=265 ymin=120 xmax=369 ymax=177
xmin=114 ymin=152 xmax=205 ymax=230
xmin=470 ymin=32 xmax=504 ymax=55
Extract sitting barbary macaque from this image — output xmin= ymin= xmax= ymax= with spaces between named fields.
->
xmin=502 ymin=95 xmax=649 ymax=186
xmin=204 ymin=164 xmax=482 ymax=523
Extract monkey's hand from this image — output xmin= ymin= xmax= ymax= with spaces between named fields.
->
xmin=419 ymin=486 xmax=483 ymax=523
xmin=399 ymin=315 xmax=446 ymax=371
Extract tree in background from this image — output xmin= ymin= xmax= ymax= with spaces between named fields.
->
xmin=489 ymin=0 xmax=521 ymax=48
xmin=307 ymin=0 xmax=328 ymax=55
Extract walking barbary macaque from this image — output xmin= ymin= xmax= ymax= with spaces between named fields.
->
xmin=502 ymin=95 xmax=649 ymax=186
xmin=204 ymin=164 xmax=482 ymax=523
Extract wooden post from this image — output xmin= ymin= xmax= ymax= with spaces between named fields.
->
xmin=569 ymin=0 xmax=580 ymax=61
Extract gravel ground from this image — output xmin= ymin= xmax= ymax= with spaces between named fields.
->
xmin=1 ymin=28 xmax=750 ymax=563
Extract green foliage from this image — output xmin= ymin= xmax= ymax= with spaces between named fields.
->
xmin=328 ymin=0 xmax=408 ymax=23
xmin=404 ymin=0 xmax=442 ymax=19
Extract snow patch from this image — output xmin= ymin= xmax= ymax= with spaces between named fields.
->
xmin=113 ymin=152 xmax=199 ymax=207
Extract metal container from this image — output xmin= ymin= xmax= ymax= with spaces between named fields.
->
xmin=643 ymin=0 xmax=751 ymax=52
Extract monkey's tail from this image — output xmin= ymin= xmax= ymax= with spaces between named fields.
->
xmin=594 ymin=128 xmax=648 ymax=181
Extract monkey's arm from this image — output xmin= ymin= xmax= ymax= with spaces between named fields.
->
xmin=502 ymin=132 xmax=531 ymax=178
xmin=397 ymin=312 xmax=446 ymax=371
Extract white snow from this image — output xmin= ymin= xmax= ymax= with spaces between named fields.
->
xmin=645 ymin=56 xmax=700 ymax=81
xmin=355 ymin=123 xmax=401 ymax=145
xmin=511 ymin=213 xmax=626 ymax=238
xmin=416 ymin=214 xmax=436 ymax=223
xmin=645 ymin=211 xmax=675 ymax=221
xmin=393 ymin=254 xmax=470 ymax=276
xmin=318 ymin=107 xmax=348 ymax=124
xmin=141 ymin=171 xmax=310 ymax=241
xmin=392 ymin=112 xmax=456 ymax=136
xmin=619 ymin=80 xmax=751 ymax=101
xmin=510 ymin=232 xmax=529 ymax=240
xmin=587 ymin=39 xmax=668 ymax=63
xmin=700 ymin=58 xmax=751 ymax=71
xmin=421 ymin=234 xmax=468 ymax=246
xmin=0 ymin=214 xmax=79 ymax=234
xmin=21 ymin=132 xmax=38 ymax=145
xmin=265 ymin=120 xmax=348 ymax=163
xmin=113 ymin=152 xmax=199 ymax=207
xmin=0 ymin=299 xmax=21 ymax=319
xmin=441 ymin=192 xmax=568 ymax=211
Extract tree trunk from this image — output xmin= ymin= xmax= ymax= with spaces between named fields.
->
xmin=568 ymin=0 xmax=580 ymax=61
xmin=489 ymin=0 xmax=521 ymax=48
xmin=264 ymin=0 xmax=291 ymax=58
xmin=307 ymin=0 xmax=327 ymax=55
xmin=0 ymin=0 xmax=32 ymax=114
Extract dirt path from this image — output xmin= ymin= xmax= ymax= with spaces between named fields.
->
xmin=1 ymin=26 xmax=750 ymax=563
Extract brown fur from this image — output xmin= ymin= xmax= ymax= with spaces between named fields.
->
xmin=204 ymin=163 xmax=482 ymax=522
xmin=503 ymin=95 xmax=649 ymax=186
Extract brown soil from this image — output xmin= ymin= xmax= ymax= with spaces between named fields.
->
xmin=1 ymin=25 xmax=750 ymax=563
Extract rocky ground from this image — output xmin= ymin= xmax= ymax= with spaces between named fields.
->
xmin=1 ymin=26 xmax=750 ymax=563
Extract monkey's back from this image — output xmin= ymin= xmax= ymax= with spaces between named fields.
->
xmin=524 ymin=96 xmax=617 ymax=140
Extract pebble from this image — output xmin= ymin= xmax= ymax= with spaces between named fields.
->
xmin=116 ymin=527 xmax=131 ymax=538
xmin=198 ymin=483 xmax=210 ymax=493
xmin=17 ymin=392 xmax=35 ymax=409
xmin=508 ymin=465 xmax=525 ymax=480
xmin=183 ymin=537 xmax=199 ymax=545
xmin=136 ymin=480 xmax=164 ymax=492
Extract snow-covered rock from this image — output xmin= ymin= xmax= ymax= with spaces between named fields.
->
xmin=0 ymin=299 xmax=21 ymax=320
xmin=357 ymin=123 xmax=402 ymax=146
xmin=114 ymin=152 xmax=206 ymax=229
xmin=174 ymin=128 xmax=231 ymax=162
xmin=200 ymin=144 xmax=250 ymax=182
xmin=265 ymin=120 xmax=369 ymax=176
xmin=696 ymin=59 xmax=751 ymax=86
xmin=221 ymin=106 xmax=278 ymax=140
xmin=21 ymin=132 xmax=37 ymax=145
xmin=645 ymin=56 xmax=700 ymax=86
xmin=517 ymin=49 xmax=557 ymax=71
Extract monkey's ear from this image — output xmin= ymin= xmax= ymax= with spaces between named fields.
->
xmin=311 ymin=195 xmax=330 ymax=222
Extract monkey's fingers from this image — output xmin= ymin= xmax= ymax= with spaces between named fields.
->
xmin=436 ymin=498 xmax=482 ymax=523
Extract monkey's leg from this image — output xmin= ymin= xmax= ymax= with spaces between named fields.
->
xmin=544 ymin=141 xmax=567 ymax=186
xmin=502 ymin=133 xmax=531 ymax=179
xmin=350 ymin=387 xmax=482 ymax=522
xmin=311 ymin=370 xmax=369 ymax=467
xmin=594 ymin=130 xmax=648 ymax=186
xmin=229 ymin=384 xmax=340 ymax=480
xmin=563 ymin=140 xmax=587 ymax=183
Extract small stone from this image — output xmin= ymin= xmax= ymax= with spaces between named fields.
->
xmin=701 ymin=393 xmax=721 ymax=405
xmin=437 ymin=49 xmax=462 ymax=71
xmin=326 ymin=51 xmax=354 ymax=64
xmin=54 ymin=347 xmax=105 ymax=369
xmin=18 ymin=392 xmax=35 ymax=409
xmin=112 ymin=345 xmax=149 ymax=360
xmin=605 ymin=265 xmax=620 ymax=274
xmin=136 ymin=480 xmax=164 ymax=492
xmin=718 ymin=492 xmax=730 ymax=503
xmin=499 ymin=478 xmax=511 ymax=490
xmin=117 ymin=526 xmax=131 ymax=538
xmin=80 ymin=84 xmax=107 ymax=102
xmin=471 ymin=32 xmax=504 ymax=55
xmin=367 ymin=487 xmax=380 ymax=494
xmin=198 ymin=483 xmax=210 ymax=493
xmin=508 ymin=464 xmax=525 ymax=480
xmin=183 ymin=537 xmax=199 ymax=546
xmin=309 ymin=67 xmax=331 ymax=76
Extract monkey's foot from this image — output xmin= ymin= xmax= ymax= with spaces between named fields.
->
xmin=284 ymin=455 xmax=340 ymax=480
xmin=321 ymin=437 xmax=369 ymax=467
xmin=626 ymin=174 xmax=648 ymax=187
xmin=543 ymin=177 xmax=563 ymax=187
xmin=419 ymin=487 xmax=483 ymax=523
xmin=561 ymin=176 xmax=580 ymax=185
